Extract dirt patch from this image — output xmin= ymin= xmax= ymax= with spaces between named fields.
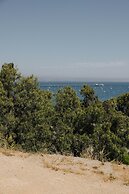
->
xmin=0 ymin=150 xmax=129 ymax=194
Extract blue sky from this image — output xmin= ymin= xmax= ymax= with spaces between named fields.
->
xmin=0 ymin=0 xmax=129 ymax=81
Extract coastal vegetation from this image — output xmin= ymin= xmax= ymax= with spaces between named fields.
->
xmin=0 ymin=63 xmax=129 ymax=164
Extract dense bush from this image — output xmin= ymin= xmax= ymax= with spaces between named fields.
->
xmin=0 ymin=63 xmax=129 ymax=164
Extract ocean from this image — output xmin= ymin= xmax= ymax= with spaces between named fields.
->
xmin=39 ymin=82 xmax=129 ymax=101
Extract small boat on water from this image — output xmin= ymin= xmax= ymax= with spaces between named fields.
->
xmin=95 ymin=83 xmax=104 ymax=87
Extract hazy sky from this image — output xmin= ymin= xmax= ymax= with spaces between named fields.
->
xmin=0 ymin=0 xmax=129 ymax=81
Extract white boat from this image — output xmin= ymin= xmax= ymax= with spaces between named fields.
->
xmin=95 ymin=83 xmax=104 ymax=87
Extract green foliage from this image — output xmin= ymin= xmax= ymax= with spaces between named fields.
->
xmin=74 ymin=102 xmax=106 ymax=135
xmin=122 ymin=152 xmax=129 ymax=165
xmin=103 ymin=98 xmax=117 ymax=113
xmin=117 ymin=93 xmax=129 ymax=116
xmin=48 ymin=120 xmax=73 ymax=154
xmin=0 ymin=63 xmax=129 ymax=165
xmin=80 ymin=85 xmax=98 ymax=107
xmin=50 ymin=87 xmax=81 ymax=155
xmin=0 ymin=63 xmax=53 ymax=151
xmin=55 ymin=86 xmax=80 ymax=113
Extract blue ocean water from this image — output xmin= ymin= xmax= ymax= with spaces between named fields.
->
xmin=39 ymin=82 xmax=129 ymax=101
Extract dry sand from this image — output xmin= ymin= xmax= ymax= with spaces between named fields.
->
xmin=0 ymin=149 xmax=129 ymax=194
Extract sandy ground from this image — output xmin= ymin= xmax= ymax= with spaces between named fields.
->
xmin=0 ymin=149 xmax=129 ymax=194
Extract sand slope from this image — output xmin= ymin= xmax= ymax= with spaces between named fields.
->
xmin=0 ymin=149 xmax=129 ymax=194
